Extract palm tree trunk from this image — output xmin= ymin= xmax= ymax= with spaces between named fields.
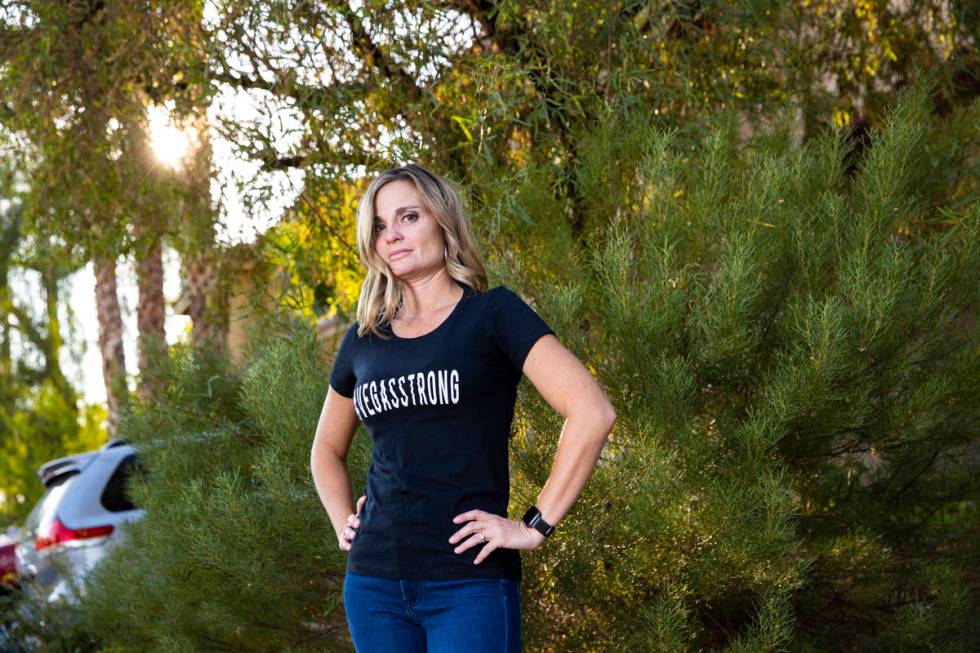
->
xmin=93 ymin=254 xmax=127 ymax=436
xmin=180 ymin=115 xmax=227 ymax=350
xmin=135 ymin=233 xmax=166 ymax=400
xmin=183 ymin=249 xmax=226 ymax=348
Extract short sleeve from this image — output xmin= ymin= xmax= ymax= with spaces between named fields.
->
xmin=328 ymin=322 xmax=358 ymax=398
xmin=486 ymin=286 xmax=555 ymax=373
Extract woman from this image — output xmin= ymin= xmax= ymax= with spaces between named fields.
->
xmin=310 ymin=163 xmax=616 ymax=652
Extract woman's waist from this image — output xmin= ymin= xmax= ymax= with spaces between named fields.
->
xmin=360 ymin=491 xmax=509 ymax=530
xmin=365 ymin=493 xmax=509 ymax=516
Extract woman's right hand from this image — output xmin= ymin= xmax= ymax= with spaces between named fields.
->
xmin=338 ymin=494 xmax=367 ymax=551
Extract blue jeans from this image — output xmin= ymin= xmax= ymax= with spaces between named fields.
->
xmin=342 ymin=570 xmax=522 ymax=652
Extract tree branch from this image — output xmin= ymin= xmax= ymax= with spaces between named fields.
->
xmin=440 ymin=1 xmax=521 ymax=53
xmin=337 ymin=2 xmax=424 ymax=104
xmin=7 ymin=301 xmax=47 ymax=353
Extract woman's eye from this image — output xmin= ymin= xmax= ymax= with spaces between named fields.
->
xmin=374 ymin=213 xmax=416 ymax=233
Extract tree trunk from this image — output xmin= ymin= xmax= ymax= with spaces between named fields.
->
xmin=135 ymin=232 xmax=166 ymax=400
xmin=93 ymin=254 xmax=127 ymax=436
xmin=179 ymin=113 xmax=227 ymax=350
xmin=183 ymin=249 xmax=226 ymax=349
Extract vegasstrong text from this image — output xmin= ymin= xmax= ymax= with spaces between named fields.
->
xmin=353 ymin=369 xmax=460 ymax=420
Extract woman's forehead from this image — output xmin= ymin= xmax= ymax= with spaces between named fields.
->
xmin=376 ymin=179 xmax=420 ymax=210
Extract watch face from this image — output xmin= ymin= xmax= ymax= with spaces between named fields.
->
xmin=522 ymin=505 xmax=554 ymax=536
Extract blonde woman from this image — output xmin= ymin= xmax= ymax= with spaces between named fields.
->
xmin=310 ymin=163 xmax=616 ymax=652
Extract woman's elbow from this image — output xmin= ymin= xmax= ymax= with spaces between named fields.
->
xmin=592 ymin=394 xmax=616 ymax=435
xmin=602 ymin=404 xmax=617 ymax=432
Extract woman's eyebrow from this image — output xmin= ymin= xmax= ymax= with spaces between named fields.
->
xmin=374 ymin=205 xmax=422 ymax=221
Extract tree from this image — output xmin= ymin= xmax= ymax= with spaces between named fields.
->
xmin=0 ymin=133 xmax=103 ymax=526
xmin=0 ymin=1 xmax=217 ymax=431
xmin=187 ymin=1 xmax=978 ymax=326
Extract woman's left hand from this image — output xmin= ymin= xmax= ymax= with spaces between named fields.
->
xmin=449 ymin=510 xmax=546 ymax=564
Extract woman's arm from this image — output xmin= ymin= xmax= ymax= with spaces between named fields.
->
xmin=311 ymin=386 xmax=365 ymax=551
xmin=450 ymin=333 xmax=617 ymax=561
xmin=519 ymin=333 xmax=617 ymax=538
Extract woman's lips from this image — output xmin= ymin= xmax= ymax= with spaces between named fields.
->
xmin=390 ymin=250 xmax=411 ymax=260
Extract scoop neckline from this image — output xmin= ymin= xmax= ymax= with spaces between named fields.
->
xmin=386 ymin=284 xmax=474 ymax=341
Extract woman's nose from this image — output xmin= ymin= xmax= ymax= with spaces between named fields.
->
xmin=384 ymin=223 xmax=402 ymax=242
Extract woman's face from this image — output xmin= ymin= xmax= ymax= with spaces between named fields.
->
xmin=373 ymin=179 xmax=446 ymax=279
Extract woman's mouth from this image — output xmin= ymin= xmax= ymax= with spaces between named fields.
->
xmin=390 ymin=250 xmax=411 ymax=261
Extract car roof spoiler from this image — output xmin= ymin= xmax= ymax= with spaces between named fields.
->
xmin=36 ymin=451 xmax=99 ymax=488
xmin=36 ymin=431 xmax=228 ymax=487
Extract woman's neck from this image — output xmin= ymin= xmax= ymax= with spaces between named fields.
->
xmin=396 ymin=278 xmax=462 ymax=319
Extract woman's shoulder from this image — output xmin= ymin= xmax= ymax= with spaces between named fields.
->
xmin=484 ymin=284 xmax=511 ymax=299
xmin=463 ymin=283 xmax=504 ymax=296
xmin=484 ymin=284 xmax=534 ymax=308
xmin=472 ymin=284 xmax=511 ymax=312
xmin=344 ymin=320 xmax=373 ymax=343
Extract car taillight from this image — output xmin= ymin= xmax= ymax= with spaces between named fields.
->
xmin=35 ymin=519 xmax=114 ymax=551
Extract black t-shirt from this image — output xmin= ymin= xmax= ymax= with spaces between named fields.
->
xmin=328 ymin=283 xmax=555 ymax=581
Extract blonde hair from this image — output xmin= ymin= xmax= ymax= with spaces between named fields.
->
xmin=353 ymin=163 xmax=488 ymax=339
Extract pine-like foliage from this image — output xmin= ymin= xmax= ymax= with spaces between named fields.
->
xmin=71 ymin=82 xmax=978 ymax=652
xmin=505 ymin=82 xmax=980 ymax=651
xmin=74 ymin=321 xmax=370 ymax=652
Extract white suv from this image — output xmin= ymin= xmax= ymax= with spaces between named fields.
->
xmin=14 ymin=439 xmax=145 ymax=608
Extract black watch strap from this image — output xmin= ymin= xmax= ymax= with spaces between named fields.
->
xmin=522 ymin=505 xmax=555 ymax=537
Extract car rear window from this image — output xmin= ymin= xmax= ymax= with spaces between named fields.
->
xmin=100 ymin=454 xmax=144 ymax=512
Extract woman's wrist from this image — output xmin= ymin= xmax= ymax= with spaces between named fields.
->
xmin=520 ymin=521 xmax=547 ymax=549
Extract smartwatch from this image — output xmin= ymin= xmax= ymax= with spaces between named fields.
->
xmin=521 ymin=505 xmax=555 ymax=538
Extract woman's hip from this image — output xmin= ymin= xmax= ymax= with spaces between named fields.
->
xmin=343 ymin=570 xmax=521 ymax=653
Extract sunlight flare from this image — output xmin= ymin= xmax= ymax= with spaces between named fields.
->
xmin=147 ymin=102 xmax=196 ymax=169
